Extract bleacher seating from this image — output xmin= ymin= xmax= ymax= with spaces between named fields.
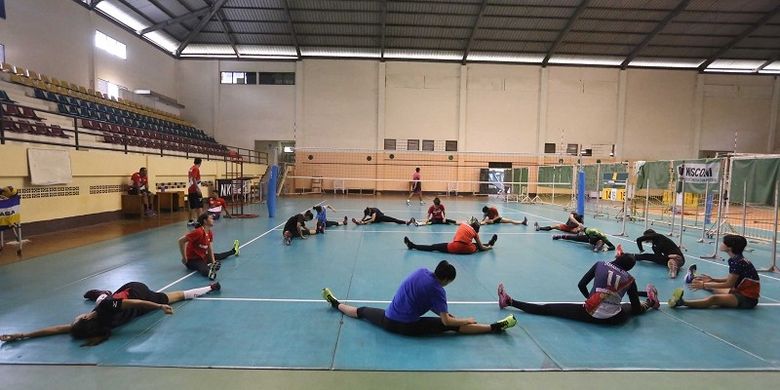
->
xmin=1 ymin=62 xmax=229 ymax=156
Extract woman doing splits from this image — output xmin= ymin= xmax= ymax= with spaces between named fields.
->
xmin=322 ymin=260 xmax=516 ymax=336
xmin=497 ymin=254 xmax=659 ymax=325
xmin=1 ymin=281 xmax=219 ymax=346
xmin=404 ymin=218 xmax=497 ymax=254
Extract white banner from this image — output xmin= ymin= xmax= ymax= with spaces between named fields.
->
xmin=676 ymin=162 xmax=720 ymax=183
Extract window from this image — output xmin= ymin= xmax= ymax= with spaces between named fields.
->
xmin=97 ymin=78 xmax=122 ymax=100
xmin=445 ymin=140 xmax=458 ymax=152
xmin=221 ymin=71 xmax=249 ymax=84
xmin=567 ymin=143 xmax=579 ymax=155
xmin=258 ymin=72 xmax=295 ymax=85
xmin=283 ymin=146 xmax=295 ymax=153
xmin=544 ymin=143 xmax=556 ymax=154
xmin=407 ymin=139 xmax=419 ymax=151
xmin=384 ymin=139 xmax=396 ymax=150
xmin=95 ymin=31 xmax=126 ymax=59
xmin=422 ymin=140 xmax=435 ymax=151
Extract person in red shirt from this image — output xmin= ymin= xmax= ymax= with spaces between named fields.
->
xmin=129 ymin=167 xmax=155 ymax=216
xmin=481 ymin=206 xmax=527 ymax=225
xmin=207 ymin=195 xmax=231 ymax=219
xmin=409 ymin=197 xmax=457 ymax=226
xmin=187 ymin=158 xmax=203 ymax=227
xmin=403 ymin=217 xmax=497 ymax=254
xmin=178 ymin=212 xmax=240 ymax=280
xmin=406 ymin=167 xmax=424 ymax=205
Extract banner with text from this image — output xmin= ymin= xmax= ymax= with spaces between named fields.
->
xmin=676 ymin=162 xmax=720 ymax=183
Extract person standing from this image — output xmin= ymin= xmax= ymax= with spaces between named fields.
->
xmin=187 ymin=158 xmax=203 ymax=227
xmin=406 ymin=167 xmax=424 ymax=205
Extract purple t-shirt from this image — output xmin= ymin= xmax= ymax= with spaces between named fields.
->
xmin=385 ymin=268 xmax=448 ymax=323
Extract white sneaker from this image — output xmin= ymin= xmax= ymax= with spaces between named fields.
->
xmin=420 ymin=201 xmax=425 ymax=205
xmin=406 ymin=199 xmax=410 ymax=206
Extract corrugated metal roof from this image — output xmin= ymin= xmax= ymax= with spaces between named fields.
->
xmin=86 ymin=0 xmax=777 ymax=70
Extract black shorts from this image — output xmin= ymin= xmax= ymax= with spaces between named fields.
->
xmin=128 ymin=188 xmax=150 ymax=195
xmin=188 ymin=192 xmax=203 ymax=209
xmin=733 ymin=292 xmax=758 ymax=309
xmin=121 ymin=282 xmax=169 ymax=304
xmin=493 ymin=217 xmax=503 ymax=223
xmin=357 ymin=307 xmax=459 ymax=336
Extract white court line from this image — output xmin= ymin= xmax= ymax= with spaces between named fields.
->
xmin=156 ymin=201 xmax=325 ymax=292
xmin=196 ymin=296 xmax=780 ymax=307
xmin=266 ymin=228 xmax=537 ymax=235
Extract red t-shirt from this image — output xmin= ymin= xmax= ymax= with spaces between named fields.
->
xmin=185 ymin=227 xmax=213 ymax=261
xmin=486 ymin=207 xmax=499 ymax=219
xmin=428 ymin=204 xmax=445 ymax=221
xmin=447 ymin=223 xmax=478 ymax=254
xmin=412 ymin=172 xmax=421 ymax=181
xmin=131 ymin=172 xmax=148 ymax=190
xmin=208 ymin=197 xmax=226 ymax=209
xmin=188 ymin=165 xmax=201 ymax=193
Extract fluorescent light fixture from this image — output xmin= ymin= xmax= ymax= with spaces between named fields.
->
xmin=467 ymin=52 xmax=544 ymax=63
xmin=548 ymin=55 xmax=624 ymax=66
xmin=628 ymin=58 xmax=704 ymax=68
xmin=238 ymin=45 xmax=298 ymax=56
xmin=758 ymin=70 xmax=780 ymax=74
xmin=708 ymin=59 xmax=765 ymax=70
xmin=384 ymin=49 xmax=462 ymax=61
xmin=96 ymin=2 xmax=147 ymax=32
xmin=702 ymin=68 xmax=755 ymax=73
xmin=236 ymin=55 xmax=298 ymax=60
xmin=179 ymin=54 xmax=237 ymax=58
xmin=301 ymin=47 xmax=380 ymax=58
xmin=763 ymin=61 xmax=780 ymax=71
xmin=182 ymin=44 xmax=235 ymax=55
xmin=134 ymin=89 xmax=151 ymax=95
xmin=145 ymin=31 xmax=179 ymax=53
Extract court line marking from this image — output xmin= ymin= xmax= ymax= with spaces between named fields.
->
xmin=501 ymin=205 xmax=780 ymax=284
xmin=266 ymin=228 xmax=537 ymax=234
xmin=659 ymin=310 xmax=771 ymax=364
xmin=157 ymin=201 xmax=325 ymax=292
xmin=195 ymin=297 xmax=780 ymax=306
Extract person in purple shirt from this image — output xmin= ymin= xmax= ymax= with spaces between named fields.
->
xmin=322 ymin=260 xmax=517 ymax=336
xmin=497 ymin=251 xmax=660 ymax=325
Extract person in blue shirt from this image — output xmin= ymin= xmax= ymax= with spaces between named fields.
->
xmin=313 ymin=204 xmax=348 ymax=233
xmin=322 ymin=260 xmax=517 ymax=336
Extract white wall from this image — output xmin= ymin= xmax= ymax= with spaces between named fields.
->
xmin=300 ymin=60 xmax=378 ymax=148
xmin=0 ymin=0 xmax=177 ymax=98
xmin=465 ymin=64 xmax=540 ymax=153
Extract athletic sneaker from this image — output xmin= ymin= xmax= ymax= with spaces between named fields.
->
xmin=406 ymin=199 xmax=410 ymax=206
xmin=488 ymin=234 xmax=498 ymax=247
xmin=495 ymin=314 xmax=518 ymax=331
xmin=534 ymin=222 xmax=540 ymax=231
xmin=552 ymin=235 xmax=563 ymax=240
xmin=145 ymin=209 xmax=156 ymax=217
xmin=209 ymin=282 xmax=221 ymax=292
xmin=668 ymin=288 xmax=685 ymax=308
xmin=322 ymin=287 xmax=339 ymax=307
xmin=684 ymin=264 xmax=697 ymax=284
xmin=420 ymin=200 xmax=425 ymax=205
xmin=668 ymin=259 xmax=679 ymax=279
xmin=497 ymin=282 xmax=512 ymax=309
xmin=521 ymin=217 xmax=528 ymax=225
xmin=343 ymin=216 xmax=348 ymax=225
xmin=403 ymin=236 xmax=413 ymax=250
xmin=645 ymin=283 xmax=660 ymax=310
xmin=187 ymin=220 xmax=196 ymax=227
xmin=233 ymin=240 xmax=240 ymax=256
xmin=83 ymin=289 xmax=112 ymax=301
xmin=207 ymin=261 xmax=221 ymax=280
xmin=352 ymin=218 xmax=360 ymax=225
xmin=407 ymin=217 xmax=416 ymax=226
xmin=593 ymin=241 xmax=604 ymax=252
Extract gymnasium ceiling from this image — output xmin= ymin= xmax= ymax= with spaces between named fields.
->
xmin=80 ymin=0 xmax=780 ymax=73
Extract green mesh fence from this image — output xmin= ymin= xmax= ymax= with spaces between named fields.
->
xmin=730 ymin=158 xmax=780 ymax=206
xmin=583 ymin=163 xmax=627 ymax=192
xmin=538 ymin=165 xmax=573 ymax=188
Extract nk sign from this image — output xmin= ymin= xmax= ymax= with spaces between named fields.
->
xmin=676 ymin=162 xmax=720 ymax=183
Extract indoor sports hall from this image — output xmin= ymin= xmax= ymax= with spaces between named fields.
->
xmin=1 ymin=1 xmax=780 ymax=389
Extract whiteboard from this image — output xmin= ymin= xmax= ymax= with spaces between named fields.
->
xmin=27 ymin=148 xmax=72 ymax=185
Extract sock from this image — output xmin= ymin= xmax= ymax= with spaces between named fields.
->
xmin=183 ymin=286 xmax=212 ymax=299
xmin=327 ymin=296 xmax=341 ymax=308
xmin=490 ymin=322 xmax=502 ymax=332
